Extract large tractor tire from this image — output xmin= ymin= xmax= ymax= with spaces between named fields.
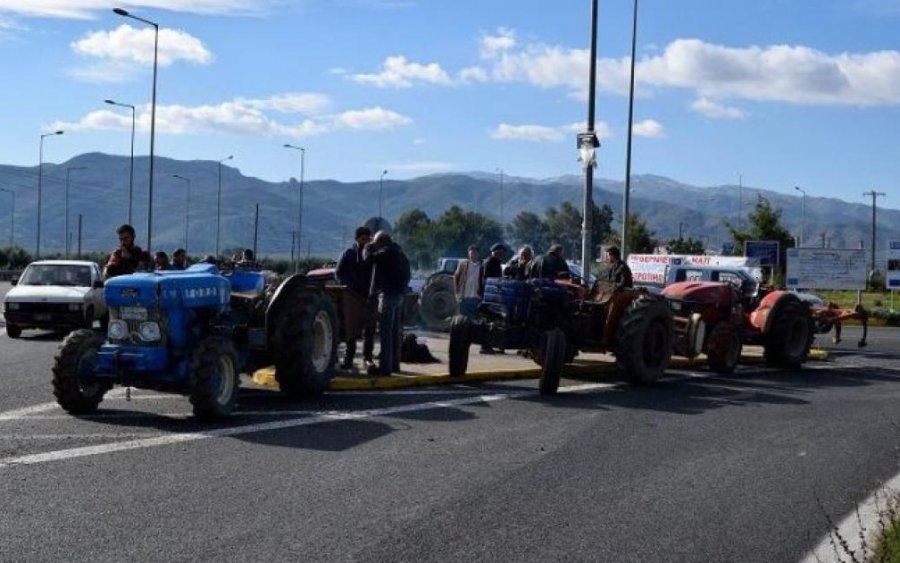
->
xmin=705 ymin=322 xmax=742 ymax=374
xmin=539 ymin=329 xmax=566 ymax=395
xmin=764 ymin=299 xmax=813 ymax=368
xmin=448 ymin=315 xmax=471 ymax=378
xmin=52 ymin=329 xmax=110 ymax=414
xmin=614 ymin=298 xmax=674 ymax=384
xmin=272 ymin=287 xmax=339 ymax=397
xmin=6 ymin=324 xmax=22 ymax=338
xmin=189 ymin=337 xmax=240 ymax=420
xmin=419 ymin=273 xmax=458 ymax=331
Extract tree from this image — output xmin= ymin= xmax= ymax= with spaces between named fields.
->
xmin=725 ymin=194 xmax=795 ymax=277
xmin=608 ymin=214 xmax=656 ymax=255
xmin=667 ymin=237 xmax=705 ymax=255
xmin=393 ymin=209 xmax=434 ymax=270
xmin=507 ymin=211 xmax=550 ymax=253
xmin=431 ymin=205 xmax=503 ymax=259
xmin=542 ymin=201 xmax=614 ymax=262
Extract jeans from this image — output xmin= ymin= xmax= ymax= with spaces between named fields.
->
xmin=345 ymin=321 xmax=375 ymax=363
xmin=378 ymin=292 xmax=404 ymax=374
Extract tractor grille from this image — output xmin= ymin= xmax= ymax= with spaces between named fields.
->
xmin=108 ymin=307 xmax=167 ymax=348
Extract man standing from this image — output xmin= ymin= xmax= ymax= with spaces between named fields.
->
xmin=103 ymin=224 xmax=151 ymax=279
xmin=172 ymin=248 xmax=189 ymax=270
xmin=504 ymin=245 xmax=534 ymax=280
xmin=336 ymin=226 xmax=375 ymax=370
xmin=363 ymin=231 xmax=410 ymax=377
xmin=526 ymin=244 xmax=571 ymax=280
xmin=453 ymin=245 xmax=483 ymax=318
xmin=605 ymin=246 xmax=633 ymax=290
xmin=479 ymin=243 xmax=508 ymax=354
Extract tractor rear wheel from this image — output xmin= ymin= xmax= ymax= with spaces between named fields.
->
xmin=448 ymin=315 xmax=471 ymax=378
xmin=539 ymin=328 xmax=566 ymax=395
xmin=419 ymin=273 xmax=457 ymax=331
xmin=52 ymin=329 xmax=110 ymax=414
xmin=273 ymin=287 xmax=339 ymax=397
xmin=614 ymin=298 xmax=673 ymax=384
xmin=705 ymin=322 xmax=742 ymax=374
xmin=189 ymin=337 xmax=240 ymax=420
xmin=764 ymin=299 xmax=813 ymax=368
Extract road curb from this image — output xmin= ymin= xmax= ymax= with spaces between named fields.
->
xmin=250 ymin=348 xmax=830 ymax=391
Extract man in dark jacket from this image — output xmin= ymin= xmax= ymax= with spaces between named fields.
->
xmin=605 ymin=246 xmax=633 ymax=290
xmin=479 ymin=243 xmax=508 ymax=354
xmin=526 ymin=244 xmax=571 ymax=280
xmin=336 ymin=226 xmax=374 ymax=370
xmin=103 ymin=224 xmax=151 ymax=279
xmin=363 ymin=231 xmax=411 ymax=377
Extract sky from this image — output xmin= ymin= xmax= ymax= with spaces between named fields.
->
xmin=1 ymin=0 xmax=899 ymax=209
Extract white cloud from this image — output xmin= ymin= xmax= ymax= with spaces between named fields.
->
xmin=481 ymin=28 xmax=516 ymax=58
xmin=350 ymin=55 xmax=452 ymax=88
xmin=632 ymin=119 xmax=665 ymax=138
xmin=0 ymin=1 xmax=270 ymax=19
xmin=458 ymin=66 xmax=488 ymax=83
xmin=491 ymin=124 xmax=565 ymax=142
xmin=72 ymin=24 xmax=212 ymax=67
xmin=50 ymin=96 xmax=411 ymax=138
xmin=413 ymin=138 xmax=426 ymax=145
xmin=238 ymin=93 xmax=332 ymax=115
xmin=333 ymin=107 xmax=413 ymax=129
xmin=690 ymin=97 xmax=747 ymax=119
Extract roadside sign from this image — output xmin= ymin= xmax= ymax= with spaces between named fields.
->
xmin=887 ymin=240 xmax=900 ymax=289
xmin=721 ymin=241 xmax=735 ymax=255
xmin=786 ymin=248 xmax=867 ymax=290
xmin=744 ymin=240 xmax=780 ymax=267
xmin=627 ymin=253 xmax=761 ymax=285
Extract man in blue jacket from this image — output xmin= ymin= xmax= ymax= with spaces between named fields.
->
xmin=363 ymin=230 xmax=411 ymax=377
xmin=336 ymin=226 xmax=375 ymax=370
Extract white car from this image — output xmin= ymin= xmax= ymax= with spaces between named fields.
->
xmin=3 ymin=260 xmax=106 ymax=338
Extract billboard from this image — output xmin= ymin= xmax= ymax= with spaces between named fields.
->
xmin=627 ymin=254 xmax=761 ymax=285
xmin=744 ymin=240 xmax=780 ymax=267
xmin=785 ymin=248 xmax=866 ymax=290
xmin=887 ymin=241 xmax=900 ymax=289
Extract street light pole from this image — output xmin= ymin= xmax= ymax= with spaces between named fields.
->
xmin=863 ymin=190 xmax=886 ymax=289
xmin=283 ymin=144 xmax=307 ymax=273
xmin=216 ymin=155 xmax=234 ymax=258
xmin=0 ymin=188 xmax=14 ymax=247
xmin=113 ymin=8 xmax=158 ymax=252
xmin=37 ymin=130 xmax=63 ymax=259
xmin=578 ymin=0 xmax=600 ymax=271
xmin=737 ymin=173 xmax=743 ymax=232
xmin=65 ymin=166 xmax=86 ymax=258
xmin=496 ymin=168 xmax=505 ymax=228
xmin=621 ymin=0 xmax=639 ymax=259
xmin=172 ymin=174 xmax=191 ymax=252
xmin=378 ymin=169 xmax=388 ymax=230
xmin=104 ymin=99 xmax=136 ymax=224
xmin=794 ymin=186 xmax=807 ymax=248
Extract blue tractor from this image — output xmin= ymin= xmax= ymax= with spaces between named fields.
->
xmin=51 ymin=264 xmax=339 ymax=420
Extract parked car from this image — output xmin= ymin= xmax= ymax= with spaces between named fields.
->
xmin=3 ymin=260 xmax=106 ymax=338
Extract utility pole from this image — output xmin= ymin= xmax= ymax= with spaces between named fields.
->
xmin=863 ymin=190 xmax=886 ymax=289
xmin=253 ymin=203 xmax=259 ymax=258
xmin=77 ymin=214 xmax=83 ymax=258
xmin=579 ymin=0 xmax=601 ymax=270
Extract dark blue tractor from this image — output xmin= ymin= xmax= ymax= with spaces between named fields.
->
xmin=51 ymin=264 xmax=339 ymax=420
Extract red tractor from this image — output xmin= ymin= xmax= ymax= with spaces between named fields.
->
xmin=661 ymin=271 xmax=816 ymax=373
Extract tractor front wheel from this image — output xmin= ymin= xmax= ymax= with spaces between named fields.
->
xmin=539 ymin=328 xmax=566 ymax=395
xmin=705 ymin=322 xmax=742 ymax=374
xmin=273 ymin=287 xmax=339 ymax=397
xmin=448 ymin=315 xmax=471 ymax=378
xmin=52 ymin=329 xmax=109 ymax=414
xmin=189 ymin=337 xmax=240 ymax=420
xmin=614 ymin=298 xmax=674 ymax=384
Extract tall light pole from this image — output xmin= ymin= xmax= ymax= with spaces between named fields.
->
xmin=794 ymin=186 xmax=807 ymax=248
xmin=378 ymin=169 xmax=388 ymax=231
xmin=216 ymin=155 xmax=234 ymax=258
xmin=113 ymin=7 xmax=158 ymax=252
xmin=65 ymin=166 xmax=86 ymax=258
xmin=621 ymin=0 xmax=639 ymax=259
xmin=0 ymin=188 xmax=14 ymax=247
xmin=105 ymin=99 xmax=136 ymax=224
xmin=863 ymin=190 xmax=886 ymax=289
xmin=37 ymin=130 xmax=64 ymax=259
xmin=578 ymin=0 xmax=600 ymax=270
xmin=283 ymin=144 xmax=306 ymax=273
xmin=496 ymin=168 xmax=505 ymax=229
xmin=737 ymin=172 xmax=744 ymax=232
xmin=173 ymin=174 xmax=191 ymax=251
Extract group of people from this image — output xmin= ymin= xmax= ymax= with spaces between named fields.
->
xmin=336 ymin=226 xmax=411 ymax=377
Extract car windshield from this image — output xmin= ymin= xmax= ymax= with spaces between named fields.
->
xmin=19 ymin=265 xmax=92 ymax=287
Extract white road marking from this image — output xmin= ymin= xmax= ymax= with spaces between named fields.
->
xmin=0 ymin=383 xmax=615 ymax=470
xmin=0 ymin=433 xmax=165 ymax=440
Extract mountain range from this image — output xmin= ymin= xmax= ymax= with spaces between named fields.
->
xmin=0 ymin=152 xmax=896 ymax=262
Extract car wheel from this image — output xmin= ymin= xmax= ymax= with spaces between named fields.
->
xmin=6 ymin=324 xmax=22 ymax=338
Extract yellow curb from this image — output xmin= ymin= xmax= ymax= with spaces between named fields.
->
xmin=250 ymin=348 xmax=831 ymax=391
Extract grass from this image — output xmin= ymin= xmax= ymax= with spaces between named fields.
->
xmin=870 ymin=494 xmax=900 ymax=562
xmin=817 ymin=489 xmax=900 ymax=563
xmin=816 ymin=290 xmax=897 ymax=311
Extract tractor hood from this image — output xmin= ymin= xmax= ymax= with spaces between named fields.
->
xmin=105 ymin=266 xmax=230 ymax=310
xmin=661 ymin=281 xmax=736 ymax=304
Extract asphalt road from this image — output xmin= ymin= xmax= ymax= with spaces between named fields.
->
xmin=1 ymin=281 xmax=900 ymax=562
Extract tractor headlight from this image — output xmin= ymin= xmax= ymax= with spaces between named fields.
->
xmin=108 ymin=320 xmax=129 ymax=340
xmin=138 ymin=322 xmax=161 ymax=342
xmin=68 ymin=303 xmax=83 ymax=312
xmin=669 ymin=300 xmax=683 ymax=312
xmin=5 ymin=302 xmax=19 ymax=311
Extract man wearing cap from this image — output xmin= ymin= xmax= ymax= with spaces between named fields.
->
xmin=526 ymin=243 xmax=571 ymax=280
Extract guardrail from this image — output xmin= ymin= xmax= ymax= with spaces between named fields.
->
xmin=0 ymin=270 xmax=22 ymax=282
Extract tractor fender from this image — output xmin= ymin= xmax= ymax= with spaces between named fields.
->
xmin=749 ymin=290 xmax=802 ymax=334
xmin=265 ymin=273 xmax=312 ymax=337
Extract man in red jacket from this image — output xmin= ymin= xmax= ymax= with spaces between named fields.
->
xmin=103 ymin=224 xmax=151 ymax=279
